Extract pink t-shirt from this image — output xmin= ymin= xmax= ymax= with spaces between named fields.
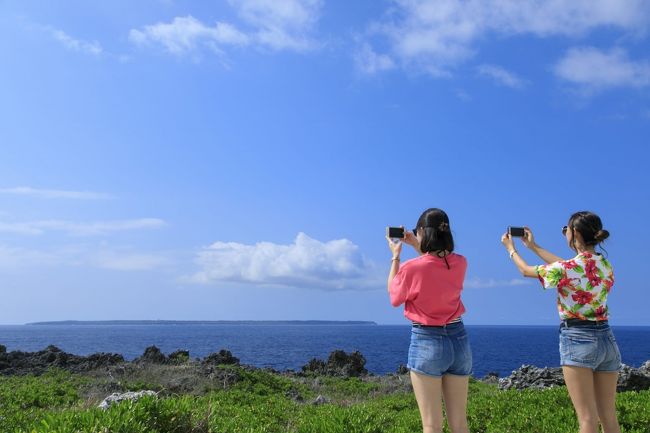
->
xmin=389 ymin=253 xmax=467 ymax=325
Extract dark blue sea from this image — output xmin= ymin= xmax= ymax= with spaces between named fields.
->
xmin=1 ymin=325 xmax=648 ymax=378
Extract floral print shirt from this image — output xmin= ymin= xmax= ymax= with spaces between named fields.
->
xmin=536 ymin=252 xmax=614 ymax=321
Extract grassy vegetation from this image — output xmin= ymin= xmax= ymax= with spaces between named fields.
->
xmin=0 ymin=367 xmax=649 ymax=433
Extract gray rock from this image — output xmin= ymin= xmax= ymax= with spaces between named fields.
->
xmin=617 ymin=364 xmax=650 ymax=392
xmin=301 ymin=350 xmax=368 ymax=378
xmin=498 ymin=365 xmax=564 ymax=390
xmin=135 ymin=346 xmax=167 ymax=364
xmin=0 ymin=345 xmax=124 ymax=376
xmin=98 ymin=390 xmax=158 ymax=410
xmin=203 ymin=349 xmax=240 ymax=366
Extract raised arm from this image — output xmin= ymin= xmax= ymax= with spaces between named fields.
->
xmin=501 ymin=232 xmax=538 ymax=278
xmin=521 ymin=227 xmax=564 ymax=264
xmin=386 ymin=235 xmax=402 ymax=291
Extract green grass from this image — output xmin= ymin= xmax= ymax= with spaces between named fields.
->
xmin=0 ymin=369 xmax=648 ymax=433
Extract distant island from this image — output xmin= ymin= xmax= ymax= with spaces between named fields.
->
xmin=26 ymin=320 xmax=378 ymax=326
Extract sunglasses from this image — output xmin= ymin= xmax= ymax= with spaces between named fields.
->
xmin=562 ymin=226 xmax=568 ymax=235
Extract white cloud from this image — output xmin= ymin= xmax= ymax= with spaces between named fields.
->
xmin=554 ymin=46 xmax=650 ymax=92
xmin=0 ymin=218 xmax=166 ymax=236
xmin=477 ymin=64 xmax=527 ymax=89
xmin=229 ymin=0 xmax=322 ymax=51
xmin=129 ymin=16 xmax=250 ymax=56
xmin=130 ymin=0 xmax=323 ymax=57
xmin=0 ymin=186 xmax=111 ymax=200
xmin=464 ymin=277 xmax=530 ymax=289
xmin=364 ymin=0 xmax=650 ymax=76
xmin=354 ymin=43 xmax=396 ymax=74
xmin=49 ymin=28 xmax=102 ymax=56
xmin=190 ymin=232 xmax=378 ymax=290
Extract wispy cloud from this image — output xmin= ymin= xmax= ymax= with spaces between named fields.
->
xmin=0 ymin=244 xmax=172 ymax=271
xmin=361 ymin=0 xmax=650 ymax=76
xmin=130 ymin=0 xmax=323 ymax=58
xmin=0 ymin=218 xmax=166 ymax=236
xmin=354 ymin=42 xmax=395 ymax=74
xmin=464 ymin=277 xmax=530 ymax=289
xmin=554 ymin=46 xmax=650 ymax=93
xmin=190 ymin=232 xmax=378 ymax=290
xmin=48 ymin=28 xmax=102 ymax=56
xmin=129 ymin=16 xmax=250 ymax=56
xmin=0 ymin=186 xmax=112 ymax=200
xmin=477 ymin=64 xmax=527 ymax=89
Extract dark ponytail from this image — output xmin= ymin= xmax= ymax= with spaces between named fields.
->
xmin=568 ymin=211 xmax=610 ymax=254
xmin=416 ymin=208 xmax=454 ymax=268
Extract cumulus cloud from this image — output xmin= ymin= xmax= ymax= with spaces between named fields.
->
xmin=130 ymin=0 xmax=323 ymax=57
xmin=0 ymin=218 xmax=166 ymax=236
xmin=0 ymin=186 xmax=111 ymax=200
xmin=477 ymin=64 xmax=527 ymax=89
xmin=363 ymin=0 xmax=650 ymax=76
xmin=48 ymin=28 xmax=102 ymax=56
xmin=190 ymin=232 xmax=378 ymax=290
xmin=554 ymin=46 xmax=650 ymax=92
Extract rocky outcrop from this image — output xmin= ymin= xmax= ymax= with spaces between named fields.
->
xmin=498 ymin=365 xmax=564 ymax=390
xmin=0 ymin=345 xmax=124 ymax=376
xmin=202 ymin=349 xmax=240 ymax=366
xmin=98 ymin=390 xmax=158 ymax=410
xmin=498 ymin=363 xmax=650 ymax=392
xmin=301 ymin=350 xmax=368 ymax=378
xmin=135 ymin=346 xmax=167 ymax=364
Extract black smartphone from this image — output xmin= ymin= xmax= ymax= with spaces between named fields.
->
xmin=386 ymin=227 xmax=405 ymax=239
xmin=508 ymin=226 xmax=526 ymax=237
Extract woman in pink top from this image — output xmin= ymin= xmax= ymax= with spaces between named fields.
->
xmin=387 ymin=208 xmax=471 ymax=433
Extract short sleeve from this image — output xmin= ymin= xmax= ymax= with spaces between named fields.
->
xmin=389 ymin=265 xmax=414 ymax=307
xmin=536 ymin=261 xmax=566 ymax=290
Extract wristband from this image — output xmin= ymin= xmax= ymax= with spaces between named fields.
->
xmin=509 ymin=250 xmax=517 ymax=259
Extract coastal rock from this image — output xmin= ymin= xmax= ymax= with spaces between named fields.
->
xmin=0 ymin=345 xmax=5 ymax=354
xmin=135 ymin=346 xmax=167 ymax=364
xmin=203 ymin=349 xmax=240 ymax=366
xmin=396 ymin=364 xmax=409 ymax=375
xmin=301 ymin=350 xmax=368 ymax=378
xmin=617 ymin=364 xmax=650 ymax=392
xmin=98 ymin=390 xmax=158 ymax=410
xmin=0 ymin=346 xmax=124 ymax=376
xmin=498 ymin=365 xmax=564 ymax=390
xmin=482 ymin=372 xmax=500 ymax=385
xmin=168 ymin=350 xmax=190 ymax=364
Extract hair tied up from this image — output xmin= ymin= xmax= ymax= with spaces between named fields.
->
xmin=438 ymin=222 xmax=450 ymax=232
xmin=594 ymin=229 xmax=610 ymax=242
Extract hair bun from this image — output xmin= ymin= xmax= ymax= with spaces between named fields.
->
xmin=594 ymin=229 xmax=610 ymax=242
xmin=438 ymin=222 xmax=450 ymax=232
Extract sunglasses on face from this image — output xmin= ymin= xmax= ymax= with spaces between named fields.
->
xmin=562 ymin=226 xmax=568 ymax=235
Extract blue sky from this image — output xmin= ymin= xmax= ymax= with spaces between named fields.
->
xmin=1 ymin=0 xmax=649 ymax=325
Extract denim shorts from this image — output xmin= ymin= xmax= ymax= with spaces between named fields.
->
xmin=407 ymin=321 xmax=472 ymax=378
xmin=559 ymin=322 xmax=621 ymax=372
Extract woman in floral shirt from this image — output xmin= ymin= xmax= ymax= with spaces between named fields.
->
xmin=501 ymin=211 xmax=621 ymax=433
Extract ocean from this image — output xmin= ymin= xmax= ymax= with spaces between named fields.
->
xmin=1 ymin=324 xmax=648 ymax=377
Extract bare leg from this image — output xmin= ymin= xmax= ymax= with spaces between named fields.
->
xmin=563 ymin=366 xmax=599 ymax=433
xmin=594 ymin=372 xmax=621 ymax=433
xmin=442 ymin=374 xmax=470 ymax=433
xmin=410 ymin=371 xmax=444 ymax=433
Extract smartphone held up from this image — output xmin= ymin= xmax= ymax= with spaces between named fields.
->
xmin=507 ymin=226 xmax=526 ymax=237
xmin=386 ymin=226 xmax=404 ymax=239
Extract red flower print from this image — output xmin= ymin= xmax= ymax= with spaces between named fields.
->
xmin=571 ymin=290 xmax=594 ymax=305
xmin=582 ymin=252 xmax=593 ymax=259
xmin=557 ymin=278 xmax=573 ymax=290
xmin=595 ymin=306 xmax=607 ymax=318
xmin=563 ymin=260 xmax=578 ymax=270
xmin=585 ymin=259 xmax=597 ymax=274
xmin=603 ymin=279 xmax=614 ymax=292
